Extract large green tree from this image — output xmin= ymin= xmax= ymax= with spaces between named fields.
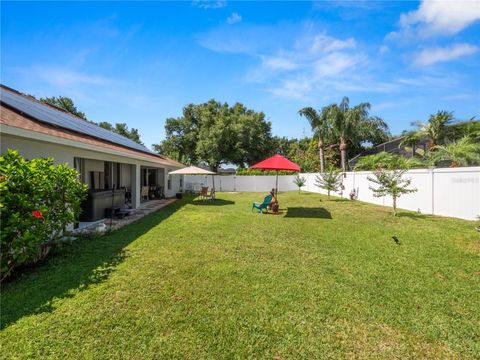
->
xmin=234 ymin=103 xmax=274 ymax=167
xmin=154 ymin=100 xmax=272 ymax=171
xmin=97 ymin=122 xmax=144 ymax=145
xmin=153 ymin=103 xmax=201 ymax=164
xmin=194 ymin=100 xmax=239 ymax=171
xmin=40 ymin=96 xmax=87 ymax=120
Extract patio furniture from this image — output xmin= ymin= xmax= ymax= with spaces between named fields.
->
xmin=252 ymin=194 xmax=273 ymax=214
xmin=80 ymin=189 xmax=125 ymax=221
xmin=141 ymin=186 xmax=149 ymax=200
xmin=199 ymin=186 xmax=209 ymax=200
xmin=169 ymin=166 xmax=217 ymax=197
xmin=124 ymin=187 xmax=132 ymax=204
xmin=250 ymin=154 xmax=301 ymax=199
xmin=204 ymin=188 xmax=215 ymax=201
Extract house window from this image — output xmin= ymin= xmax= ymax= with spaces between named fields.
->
xmin=74 ymin=157 xmax=84 ymax=181
xmin=104 ymin=162 xmax=111 ymax=189
xmin=148 ymin=169 xmax=157 ymax=186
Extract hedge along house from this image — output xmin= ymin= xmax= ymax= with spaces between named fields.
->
xmin=0 ymin=84 xmax=184 ymax=221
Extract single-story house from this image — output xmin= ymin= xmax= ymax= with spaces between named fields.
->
xmin=0 ymin=84 xmax=184 ymax=221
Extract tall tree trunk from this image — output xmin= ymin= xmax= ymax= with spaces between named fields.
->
xmin=412 ymin=144 xmax=416 ymax=157
xmin=318 ymin=136 xmax=325 ymax=173
xmin=393 ymin=196 xmax=397 ymax=216
xmin=339 ymin=136 xmax=347 ymax=173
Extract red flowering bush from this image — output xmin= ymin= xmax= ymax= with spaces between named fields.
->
xmin=32 ymin=210 xmax=44 ymax=219
xmin=0 ymin=150 xmax=87 ymax=281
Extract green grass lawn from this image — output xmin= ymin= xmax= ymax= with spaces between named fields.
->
xmin=2 ymin=192 xmax=479 ymax=359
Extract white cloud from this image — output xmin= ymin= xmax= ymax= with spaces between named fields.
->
xmin=314 ymin=52 xmax=363 ymax=77
xmin=198 ymin=23 xmax=403 ymax=100
xmin=261 ymin=56 xmax=298 ymax=71
xmin=413 ymin=43 xmax=478 ymax=66
xmin=371 ymin=101 xmax=396 ymax=111
xmin=227 ymin=12 xmax=242 ymax=25
xmin=198 ymin=25 xmax=278 ymax=54
xmin=22 ymin=66 xmax=110 ymax=87
xmin=443 ymin=93 xmax=473 ymax=101
xmin=269 ymin=78 xmax=313 ymax=100
xmin=393 ymin=0 xmax=480 ymax=38
xmin=310 ymin=34 xmax=356 ymax=53
xmin=379 ymin=45 xmax=389 ymax=55
xmin=192 ymin=0 xmax=227 ymax=9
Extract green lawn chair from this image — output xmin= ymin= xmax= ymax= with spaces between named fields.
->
xmin=252 ymin=194 xmax=272 ymax=214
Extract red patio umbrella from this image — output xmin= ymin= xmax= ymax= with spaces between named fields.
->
xmin=251 ymin=154 xmax=301 ymax=197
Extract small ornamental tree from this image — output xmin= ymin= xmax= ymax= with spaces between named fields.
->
xmin=0 ymin=150 xmax=87 ymax=281
xmin=315 ymin=167 xmax=343 ymax=198
xmin=293 ymin=174 xmax=307 ymax=193
xmin=368 ymin=169 xmax=417 ymax=216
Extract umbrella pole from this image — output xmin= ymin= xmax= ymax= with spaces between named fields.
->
xmin=212 ymin=174 xmax=216 ymax=200
xmin=275 ymin=170 xmax=278 ymax=198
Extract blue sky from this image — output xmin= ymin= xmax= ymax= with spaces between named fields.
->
xmin=2 ymin=1 xmax=479 ymax=149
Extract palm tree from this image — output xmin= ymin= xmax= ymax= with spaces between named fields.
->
xmin=432 ymin=137 xmax=480 ymax=167
xmin=298 ymin=106 xmax=331 ymax=173
xmin=416 ymin=110 xmax=454 ymax=149
xmin=328 ymin=97 xmax=386 ymax=172
xmin=399 ymin=131 xmax=421 ymax=157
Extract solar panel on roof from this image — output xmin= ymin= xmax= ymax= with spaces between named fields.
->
xmin=0 ymin=87 xmax=154 ymax=154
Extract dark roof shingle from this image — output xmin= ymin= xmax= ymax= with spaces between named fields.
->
xmin=0 ymin=85 xmax=154 ymax=155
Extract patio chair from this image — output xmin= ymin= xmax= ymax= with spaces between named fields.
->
xmin=141 ymin=186 xmax=149 ymax=200
xmin=252 ymin=194 xmax=272 ymax=214
xmin=199 ymin=186 xmax=209 ymax=200
xmin=204 ymin=188 xmax=215 ymax=202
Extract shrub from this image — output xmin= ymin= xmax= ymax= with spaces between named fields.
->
xmin=315 ymin=167 xmax=343 ymax=198
xmin=0 ymin=150 xmax=87 ymax=281
xmin=431 ymin=137 xmax=480 ymax=167
xmin=354 ymin=152 xmax=424 ymax=171
xmin=368 ymin=169 xmax=417 ymax=216
xmin=293 ymin=175 xmax=306 ymax=193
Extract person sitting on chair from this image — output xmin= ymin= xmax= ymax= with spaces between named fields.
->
xmin=268 ymin=189 xmax=278 ymax=212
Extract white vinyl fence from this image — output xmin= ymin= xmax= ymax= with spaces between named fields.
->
xmin=184 ymin=167 xmax=480 ymax=220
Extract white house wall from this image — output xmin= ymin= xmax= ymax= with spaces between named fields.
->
xmin=1 ymin=134 xmax=75 ymax=165
xmin=1 ymin=133 xmax=182 ymax=204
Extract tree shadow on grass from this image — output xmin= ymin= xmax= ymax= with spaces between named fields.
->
xmin=190 ymin=198 xmax=235 ymax=206
xmin=396 ymin=212 xmax=428 ymax=220
xmin=0 ymin=200 xmax=184 ymax=330
xmin=284 ymin=207 xmax=332 ymax=219
xmin=329 ymin=198 xmax=349 ymax=202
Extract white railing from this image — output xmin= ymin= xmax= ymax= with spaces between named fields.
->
xmin=184 ymin=167 xmax=480 ymax=221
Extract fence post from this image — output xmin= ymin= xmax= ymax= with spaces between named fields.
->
xmin=431 ymin=168 xmax=435 ymax=215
